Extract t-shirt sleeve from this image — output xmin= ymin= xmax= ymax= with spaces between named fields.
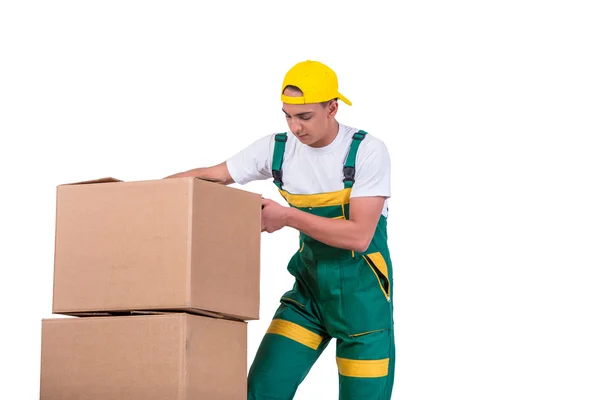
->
xmin=350 ymin=137 xmax=392 ymax=199
xmin=225 ymin=134 xmax=275 ymax=185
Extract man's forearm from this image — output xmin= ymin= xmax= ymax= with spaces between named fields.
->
xmin=284 ymin=207 xmax=370 ymax=253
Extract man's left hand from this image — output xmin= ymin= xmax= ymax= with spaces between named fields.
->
xmin=261 ymin=198 xmax=288 ymax=233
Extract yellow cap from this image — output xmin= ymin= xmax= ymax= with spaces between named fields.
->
xmin=281 ymin=60 xmax=352 ymax=106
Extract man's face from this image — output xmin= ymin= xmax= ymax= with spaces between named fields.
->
xmin=282 ymin=88 xmax=338 ymax=147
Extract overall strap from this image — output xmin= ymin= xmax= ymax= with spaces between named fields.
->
xmin=343 ymin=130 xmax=368 ymax=188
xmin=272 ymin=132 xmax=288 ymax=189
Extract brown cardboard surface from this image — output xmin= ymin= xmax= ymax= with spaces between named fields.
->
xmin=39 ymin=313 xmax=247 ymax=400
xmin=52 ymin=177 xmax=261 ymax=320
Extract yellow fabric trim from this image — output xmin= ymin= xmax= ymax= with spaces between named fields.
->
xmin=363 ymin=252 xmax=390 ymax=300
xmin=266 ymin=319 xmax=323 ymax=350
xmin=278 ymin=188 xmax=351 ymax=208
xmin=336 ymin=357 xmax=389 ymax=378
xmin=366 ymin=252 xmax=389 ymax=280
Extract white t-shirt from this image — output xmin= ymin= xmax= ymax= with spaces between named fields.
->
xmin=226 ymin=123 xmax=391 ymax=217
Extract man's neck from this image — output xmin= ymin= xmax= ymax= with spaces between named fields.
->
xmin=310 ymin=120 xmax=339 ymax=148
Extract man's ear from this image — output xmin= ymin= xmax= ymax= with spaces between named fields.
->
xmin=327 ymin=100 xmax=338 ymax=118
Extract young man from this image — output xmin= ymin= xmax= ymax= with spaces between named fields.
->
xmin=166 ymin=60 xmax=395 ymax=400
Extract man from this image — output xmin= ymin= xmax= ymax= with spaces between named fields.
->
xmin=166 ymin=60 xmax=395 ymax=400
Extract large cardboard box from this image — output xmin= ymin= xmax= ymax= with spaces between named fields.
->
xmin=52 ymin=177 xmax=261 ymax=321
xmin=40 ymin=313 xmax=247 ymax=400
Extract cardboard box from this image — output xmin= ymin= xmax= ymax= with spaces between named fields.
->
xmin=52 ymin=177 xmax=261 ymax=321
xmin=40 ymin=313 xmax=247 ymax=400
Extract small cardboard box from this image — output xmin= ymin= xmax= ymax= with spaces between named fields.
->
xmin=52 ymin=177 xmax=261 ymax=321
xmin=39 ymin=313 xmax=247 ymax=400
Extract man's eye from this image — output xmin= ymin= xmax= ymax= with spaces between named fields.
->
xmin=300 ymin=116 xmax=311 ymax=120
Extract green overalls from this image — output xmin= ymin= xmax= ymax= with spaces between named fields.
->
xmin=248 ymin=130 xmax=396 ymax=400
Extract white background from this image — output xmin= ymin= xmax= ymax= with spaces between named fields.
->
xmin=1 ymin=1 xmax=599 ymax=399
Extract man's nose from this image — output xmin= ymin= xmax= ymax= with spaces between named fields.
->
xmin=290 ymin=120 xmax=302 ymax=134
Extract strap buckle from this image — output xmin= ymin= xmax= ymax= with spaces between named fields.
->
xmin=272 ymin=169 xmax=283 ymax=185
xmin=343 ymin=166 xmax=355 ymax=183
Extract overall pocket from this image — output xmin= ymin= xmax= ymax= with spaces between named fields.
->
xmin=362 ymin=252 xmax=391 ymax=302
xmin=339 ymin=253 xmax=392 ymax=336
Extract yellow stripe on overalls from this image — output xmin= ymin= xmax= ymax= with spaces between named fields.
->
xmin=278 ymin=188 xmax=351 ymax=208
xmin=266 ymin=319 xmax=323 ymax=350
xmin=336 ymin=357 xmax=390 ymax=378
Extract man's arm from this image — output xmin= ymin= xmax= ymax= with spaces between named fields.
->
xmin=281 ymin=196 xmax=386 ymax=253
xmin=163 ymin=161 xmax=235 ymax=185
xmin=165 ymin=134 xmax=273 ymax=185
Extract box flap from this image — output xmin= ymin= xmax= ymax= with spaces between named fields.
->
xmin=60 ymin=177 xmax=123 ymax=186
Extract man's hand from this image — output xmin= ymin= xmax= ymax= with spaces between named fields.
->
xmin=261 ymin=198 xmax=289 ymax=233
xmin=163 ymin=162 xmax=234 ymax=185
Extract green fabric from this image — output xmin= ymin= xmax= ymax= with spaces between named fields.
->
xmin=298 ymin=203 xmax=354 ymax=260
xmin=250 ymin=128 xmax=395 ymax=399
xmin=343 ymin=130 xmax=368 ymax=188
xmin=272 ymin=133 xmax=287 ymax=189
xmin=248 ymin=249 xmax=395 ymax=399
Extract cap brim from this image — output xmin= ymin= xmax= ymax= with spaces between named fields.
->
xmin=338 ymin=92 xmax=352 ymax=106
